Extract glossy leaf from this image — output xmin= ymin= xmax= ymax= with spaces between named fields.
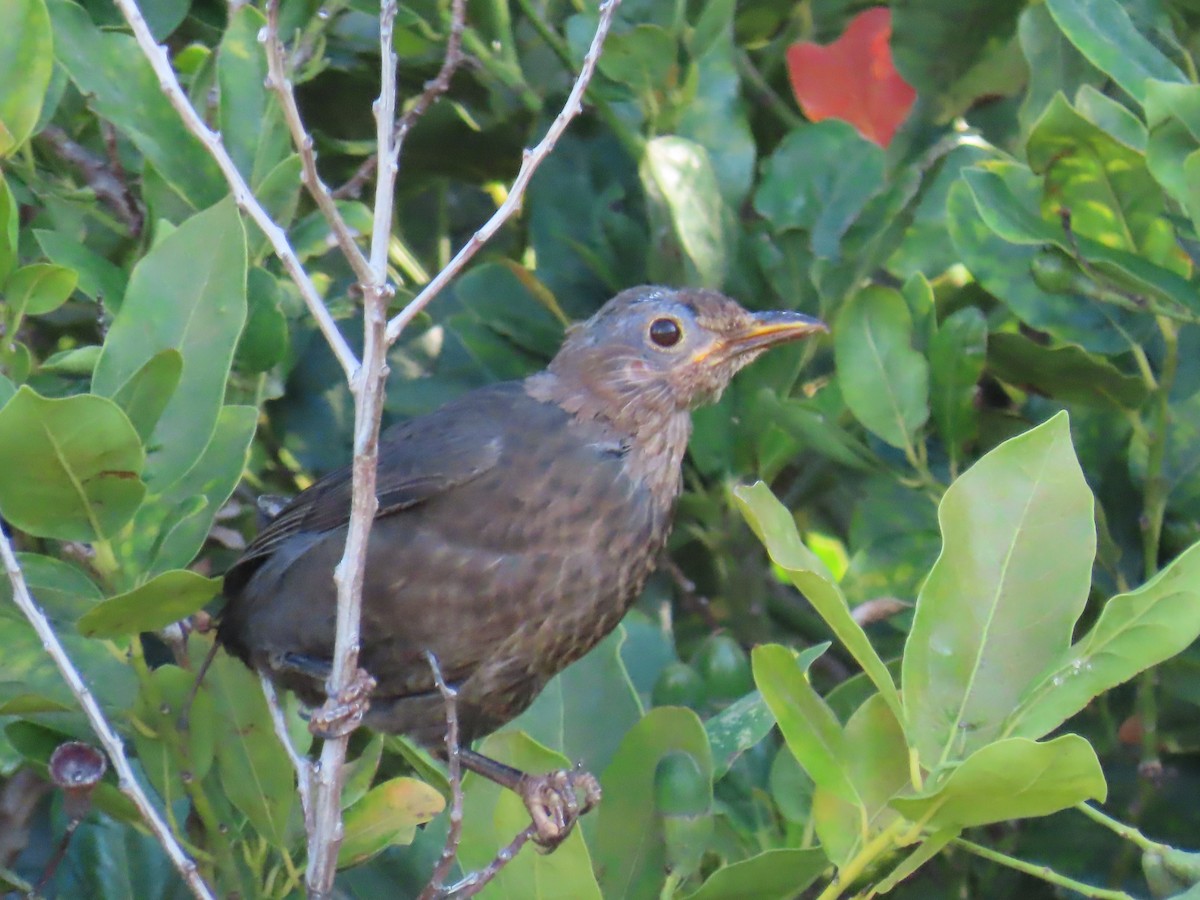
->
xmin=0 ymin=0 xmax=53 ymax=157
xmin=0 ymin=387 xmax=145 ymax=541
xmin=1005 ymin=541 xmax=1200 ymax=740
xmin=903 ymin=413 xmax=1095 ymax=769
xmin=640 ymin=136 xmax=730 ymax=289
xmin=5 ymin=263 xmax=78 ymax=318
xmin=988 ymin=332 xmax=1149 ymax=409
xmin=1016 ymin=4 xmax=1103 ymax=134
xmin=1044 ymin=0 xmax=1186 ymax=105
xmin=208 ymin=654 xmax=295 ymax=849
xmin=891 ymin=735 xmax=1106 ymax=828
xmin=77 ymin=570 xmax=221 ymax=638
xmin=787 ymin=8 xmax=916 ymax=147
xmin=595 ymin=707 xmax=712 ymax=900
xmin=735 ymin=481 xmax=903 ymax=720
xmin=834 ymin=286 xmax=929 ymax=452
xmin=705 ymin=690 xmax=775 ymax=778
xmin=47 ymin=0 xmax=224 ymax=208
xmin=753 ymin=120 xmax=885 ymax=260
xmin=928 ymin=307 xmax=986 ymax=467
xmin=683 ymin=848 xmax=827 ymax=900
xmin=459 ymin=730 xmax=601 ymax=899
xmin=338 ymin=777 xmax=445 ymax=868
xmin=93 ymin=198 xmax=247 ymax=490
xmin=752 ymin=643 xmax=857 ymax=805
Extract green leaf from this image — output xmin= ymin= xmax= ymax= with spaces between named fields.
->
xmin=1027 ymin=94 xmax=1177 ymax=270
xmin=209 ymin=653 xmax=295 ymax=849
xmin=110 ymin=350 xmax=183 ymax=444
xmin=34 ymin=229 xmax=128 ymax=309
xmin=131 ymin=664 xmax=215 ymax=809
xmin=752 ymin=643 xmax=857 ymax=805
xmin=511 ymin=627 xmax=642 ymax=776
xmin=459 ymin=730 xmax=602 ymax=899
xmin=4 ymin=263 xmax=78 ymax=318
xmin=812 ymin=693 xmax=912 ymax=867
xmin=93 ymin=198 xmax=247 ymax=490
xmin=341 ymin=734 xmax=384 ymax=811
xmin=873 ymin=828 xmax=960 ymax=894
xmin=77 ymin=570 xmax=220 ymax=638
xmin=753 ymin=120 xmax=885 ymax=261
xmin=903 ymin=413 xmax=1095 ymax=769
xmin=682 ymin=848 xmax=827 ymax=900
xmin=928 ymin=307 xmax=986 ymax=468
xmin=0 ymin=175 xmax=16 ymax=284
xmin=1044 ymin=0 xmax=1186 ymax=106
xmin=595 ymin=707 xmax=712 ymax=900
xmin=705 ymin=690 xmax=775 ymax=778
xmin=0 ymin=374 xmax=12 ymax=408
xmin=640 ymin=136 xmax=730 ymax=289
xmin=235 ymin=268 xmax=288 ymax=373
xmin=0 ymin=0 xmax=53 ymax=157
xmin=46 ymin=0 xmax=225 ymax=208
xmin=0 ymin=386 xmax=145 ymax=541
xmin=1016 ymin=4 xmax=1104 ymax=135
xmin=988 ymin=332 xmax=1150 ymax=409
xmin=890 ymin=734 xmax=1106 ymax=829
xmin=1005 ymin=541 xmax=1200 ymax=740
xmin=338 ymin=777 xmax=446 ymax=868
xmin=834 ymin=287 xmax=929 ymax=452
xmin=598 ymin=24 xmax=675 ymax=94
xmin=735 ymin=481 xmax=903 ymax=721
xmin=218 ymin=6 xmax=289 ymax=185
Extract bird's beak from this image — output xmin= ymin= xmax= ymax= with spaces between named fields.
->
xmin=698 ymin=310 xmax=828 ymax=363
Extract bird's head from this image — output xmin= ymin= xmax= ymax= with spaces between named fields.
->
xmin=542 ymin=286 xmax=827 ymax=430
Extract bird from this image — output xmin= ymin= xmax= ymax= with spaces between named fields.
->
xmin=216 ymin=285 xmax=826 ymax=844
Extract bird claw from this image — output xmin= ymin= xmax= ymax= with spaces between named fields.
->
xmin=517 ymin=768 xmax=602 ymax=850
xmin=308 ymin=668 xmax=377 ymax=739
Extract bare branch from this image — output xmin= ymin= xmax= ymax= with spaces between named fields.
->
xmin=333 ymin=0 xmax=468 ymax=202
xmin=261 ymin=676 xmax=314 ymax=832
xmin=107 ymin=0 xmax=360 ymax=381
xmin=446 ymin=826 xmax=536 ymax=898
xmin=0 ymin=524 xmax=216 ymax=900
xmin=304 ymin=0 xmax=404 ymax=891
xmin=264 ymin=0 xmax=373 ymax=285
xmin=418 ymin=652 xmax=464 ymax=900
xmin=385 ymin=0 xmax=622 ymax=345
xmin=37 ymin=125 xmax=144 ymax=235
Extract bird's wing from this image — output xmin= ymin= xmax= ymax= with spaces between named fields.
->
xmin=223 ymin=385 xmax=513 ymax=593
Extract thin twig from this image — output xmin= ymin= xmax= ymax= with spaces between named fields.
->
xmin=954 ymin=838 xmax=1136 ymax=900
xmin=419 ymin=652 xmax=464 ymax=900
xmin=304 ymin=0 xmax=402 ymax=892
xmin=107 ymin=0 xmax=360 ymax=380
xmin=384 ymin=0 xmax=622 ymax=344
xmin=37 ymin=125 xmax=144 ymax=235
xmin=264 ymin=0 xmax=373 ymax=284
xmin=333 ymin=0 xmax=468 ymax=201
xmin=261 ymin=676 xmax=313 ymax=832
xmin=444 ymin=826 xmax=537 ymax=898
xmin=0 ymin=525 xmax=215 ymax=900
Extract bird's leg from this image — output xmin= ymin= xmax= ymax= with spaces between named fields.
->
xmin=308 ymin=667 xmax=377 ymax=739
xmin=459 ymin=748 xmax=601 ymax=850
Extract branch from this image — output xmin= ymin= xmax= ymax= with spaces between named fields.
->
xmin=107 ymin=0 xmax=360 ymax=381
xmin=384 ymin=0 xmax=621 ymax=344
xmin=303 ymin=0 xmax=403 ymax=892
xmin=418 ymin=653 xmax=464 ymax=900
xmin=261 ymin=676 xmax=313 ymax=832
xmin=384 ymin=0 xmax=618 ymax=343
xmin=0 ymin=524 xmax=216 ymax=900
xmin=953 ymin=839 xmax=1136 ymax=900
xmin=446 ymin=826 xmax=536 ymax=898
xmin=333 ymin=0 xmax=468 ymax=202
xmin=264 ymin=0 xmax=373 ymax=285
xmin=37 ymin=125 xmax=144 ymax=235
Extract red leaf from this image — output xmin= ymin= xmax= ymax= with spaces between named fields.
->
xmin=785 ymin=7 xmax=917 ymax=148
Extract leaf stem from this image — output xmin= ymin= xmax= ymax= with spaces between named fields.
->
xmin=815 ymin=819 xmax=908 ymax=900
xmin=1075 ymin=802 xmax=1167 ymax=853
xmin=953 ymin=838 xmax=1136 ymax=900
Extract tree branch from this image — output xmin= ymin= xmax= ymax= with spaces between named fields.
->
xmin=384 ymin=0 xmax=622 ymax=344
xmin=264 ymin=0 xmax=373 ymax=285
xmin=261 ymin=676 xmax=313 ymax=832
xmin=418 ymin=652 xmax=464 ymax=900
xmin=108 ymin=0 xmax=360 ymax=381
xmin=0 ymin=525 xmax=215 ymax=900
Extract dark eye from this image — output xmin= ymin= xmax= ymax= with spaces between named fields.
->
xmin=649 ymin=317 xmax=682 ymax=348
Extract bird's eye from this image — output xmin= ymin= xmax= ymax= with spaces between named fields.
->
xmin=649 ymin=317 xmax=683 ymax=348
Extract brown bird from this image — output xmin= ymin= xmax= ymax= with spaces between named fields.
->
xmin=217 ymin=285 xmax=825 ymax=843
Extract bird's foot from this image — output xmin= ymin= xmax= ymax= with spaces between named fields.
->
xmin=517 ymin=767 xmax=602 ymax=850
xmin=308 ymin=667 xmax=377 ymax=739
